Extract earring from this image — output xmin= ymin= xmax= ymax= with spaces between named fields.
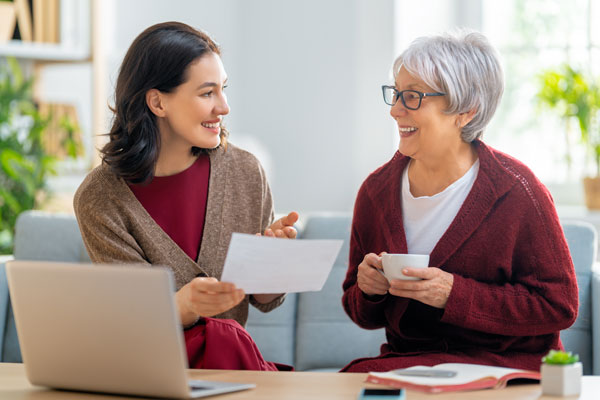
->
xmin=456 ymin=119 xmax=461 ymax=129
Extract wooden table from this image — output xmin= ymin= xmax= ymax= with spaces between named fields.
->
xmin=1 ymin=363 xmax=598 ymax=399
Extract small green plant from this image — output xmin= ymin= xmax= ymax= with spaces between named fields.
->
xmin=0 ymin=57 xmax=79 ymax=254
xmin=536 ymin=64 xmax=600 ymax=175
xmin=542 ymin=350 xmax=580 ymax=365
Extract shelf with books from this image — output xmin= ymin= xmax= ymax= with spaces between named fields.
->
xmin=0 ymin=40 xmax=89 ymax=61
xmin=0 ymin=0 xmax=90 ymax=62
xmin=0 ymin=0 xmax=94 ymax=212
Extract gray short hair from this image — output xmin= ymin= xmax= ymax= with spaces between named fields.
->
xmin=393 ymin=30 xmax=504 ymax=142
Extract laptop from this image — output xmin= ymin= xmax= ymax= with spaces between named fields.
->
xmin=6 ymin=260 xmax=256 ymax=399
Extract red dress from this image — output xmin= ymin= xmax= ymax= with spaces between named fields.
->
xmin=130 ymin=155 xmax=280 ymax=371
xmin=184 ymin=318 xmax=279 ymax=371
xmin=129 ymin=155 xmax=210 ymax=261
xmin=342 ymin=141 xmax=578 ymax=372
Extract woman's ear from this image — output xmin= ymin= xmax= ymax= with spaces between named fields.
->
xmin=146 ymin=89 xmax=167 ymax=117
xmin=456 ymin=108 xmax=477 ymax=129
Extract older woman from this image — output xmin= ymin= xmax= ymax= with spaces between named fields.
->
xmin=341 ymin=31 xmax=578 ymax=373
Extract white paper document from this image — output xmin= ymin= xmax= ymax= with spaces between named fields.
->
xmin=220 ymin=233 xmax=344 ymax=293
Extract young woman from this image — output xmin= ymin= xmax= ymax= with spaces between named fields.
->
xmin=74 ymin=21 xmax=297 ymax=370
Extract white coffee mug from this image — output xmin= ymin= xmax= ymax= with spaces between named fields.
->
xmin=381 ymin=253 xmax=429 ymax=281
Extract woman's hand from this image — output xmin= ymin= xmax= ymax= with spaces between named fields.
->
xmin=357 ymin=253 xmax=390 ymax=296
xmin=264 ymin=211 xmax=299 ymax=238
xmin=252 ymin=211 xmax=299 ymax=304
xmin=175 ymin=277 xmax=245 ymax=326
xmin=388 ymin=267 xmax=454 ymax=309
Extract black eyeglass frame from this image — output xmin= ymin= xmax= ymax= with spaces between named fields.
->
xmin=381 ymin=85 xmax=446 ymax=110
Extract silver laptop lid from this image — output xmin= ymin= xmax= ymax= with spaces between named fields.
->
xmin=6 ymin=261 xmax=191 ymax=399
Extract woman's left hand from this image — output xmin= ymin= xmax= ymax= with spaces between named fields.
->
xmin=264 ymin=211 xmax=299 ymax=238
xmin=388 ymin=267 xmax=454 ymax=309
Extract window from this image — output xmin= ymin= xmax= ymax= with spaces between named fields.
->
xmin=482 ymin=0 xmax=599 ymax=183
xmin=394 ymin=0 xmax=599 ymax=186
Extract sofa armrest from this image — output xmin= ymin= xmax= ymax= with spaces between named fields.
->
xmin=0 ymin=256 xmax=14 ymax=361
xmin=14 ymin=211 xmax=90 ymax=262
xmin=593 ymin=265 xmax=600 ymax=375
xmin=0 ymin=263 xmax=7 ymax=361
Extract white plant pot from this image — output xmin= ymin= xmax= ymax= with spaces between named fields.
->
xmin=541 ymin=362 xmax=582 ymax=397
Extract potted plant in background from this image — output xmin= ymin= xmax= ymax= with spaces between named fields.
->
xmin=540 ymin=350 xmax=582 ymax=396
xmin=0 ymin=57 xmax=79 ymax=254
xmin=536 ymin=64 xmax=600 ymax=209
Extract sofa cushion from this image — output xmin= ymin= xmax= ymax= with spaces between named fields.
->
xmin=2 ymin=211 xmax=90 ymax=362
xmin=1 ymin=258 xmax=19 ymax=362
xmin=593 ymin=269 xmax=600 ymax=375
xmin=14 ymin=211 xmax=90 ymax=262
xmin=560 ymin=221 xmax=597 ymax=375
xmin=245 ymin=293 xmax=298 ymax=366
xmin=1 ymin=298 xmax=20 ymax=362
xmin=294 ymin=214 xmax=385 ymax=371
xmin=0 ymin=263 xmax=8 ymax=361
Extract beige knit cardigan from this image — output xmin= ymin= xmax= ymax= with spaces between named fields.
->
xmin=73 ymin=143 xmax=284 ymax=326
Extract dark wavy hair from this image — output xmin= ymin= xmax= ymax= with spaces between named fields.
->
xmin=101 ymin=21 xmax=228 ymax=184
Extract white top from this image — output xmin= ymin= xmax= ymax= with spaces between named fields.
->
xmin=402 ymin=159 xmax=480 ymax=255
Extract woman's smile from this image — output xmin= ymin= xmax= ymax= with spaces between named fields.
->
xmin=201 ymin=119 xmax=221 ymax=134
xmin=398 ymin=125 xmax=418 ymax=138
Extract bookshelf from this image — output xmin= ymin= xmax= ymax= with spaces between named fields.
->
xmin=0 ymin=41 xmax=89 ymax=61
xmin=0 ymin=0 xmax=96 ymax=214
xmin=0 ymin=0 xmax=90 ymax=61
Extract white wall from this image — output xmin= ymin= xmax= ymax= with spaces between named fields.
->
xmin=100 ymin=0 xmax=396 ymax=214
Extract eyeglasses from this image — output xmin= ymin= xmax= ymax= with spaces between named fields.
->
xmin=381 ymin=85 xmax=446 ymax=110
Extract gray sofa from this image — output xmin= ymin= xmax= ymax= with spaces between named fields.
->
xmin=1 ymin=211 xmax=599 ymax=374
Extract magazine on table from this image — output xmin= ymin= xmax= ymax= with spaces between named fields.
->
xmin=367 ymin=363 xmax=541 ymax=393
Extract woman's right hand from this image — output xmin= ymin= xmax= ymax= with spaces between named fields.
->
xmin=175 ymin=277 xmax=245 ymax=326
xmin=357 ymin=253 xmax=390 ymax=296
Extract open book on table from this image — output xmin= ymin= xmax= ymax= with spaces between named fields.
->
xmin=367 ymin=363 xmax=541 ymax=393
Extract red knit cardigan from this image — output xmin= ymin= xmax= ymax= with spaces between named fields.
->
xmin=341 ymin=140 xmax=578 ymax=372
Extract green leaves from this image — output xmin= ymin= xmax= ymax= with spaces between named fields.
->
xmin=60 ymin=115 xmax=81 ymax=158
xmin=542 ymin=350 xmax=580 ymax=365
xmin=536 ymin=64 xmax=600 ymax=175
xmin=0 ymin=57 xmax=55 ymax=254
